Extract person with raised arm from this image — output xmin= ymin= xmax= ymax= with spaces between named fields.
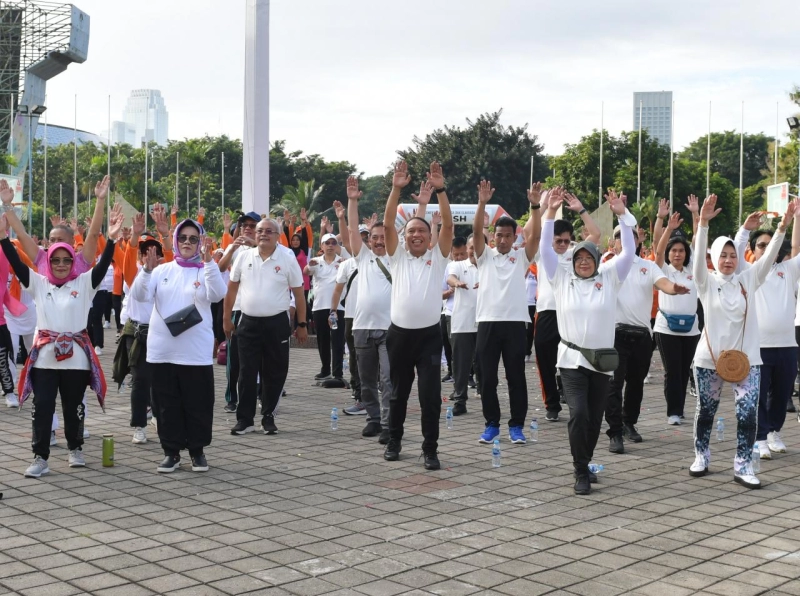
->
xmin=382 ymin=161 xmax=453 ymax=470
xmin=539 ymin=189 xmax=635 ymax=495
xmin=472 ymin=179 xmax=542 ymax=445
xmin=690 ymin=195 xmax=793 ymax=489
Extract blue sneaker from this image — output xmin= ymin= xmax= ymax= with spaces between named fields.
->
xmin=479 ymin=426 xmax=500 ymax=444
xmin=509 ymin=426 xmax=527 ymax=444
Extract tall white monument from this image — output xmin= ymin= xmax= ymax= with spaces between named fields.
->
xmin=242 ymin=0 xmax=269 ymax=215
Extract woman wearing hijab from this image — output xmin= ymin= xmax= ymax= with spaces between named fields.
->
xmin=0 ymin=204 xmax=121 ymax=478
xmin=653 ymin=213 xmax=700 ymax=425
xmin=290 ymin=233 xmax=309 ymax=328
xmin=539 ymin=189 xmax=636 ymax=495
xmin=690 ymin=195 xmax=793 ymax=488
xmin=131 ymin=218 xmax=226 ymax=473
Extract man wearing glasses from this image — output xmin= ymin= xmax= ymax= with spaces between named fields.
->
xmin=225 ymin=218 xmax=306 ymax=436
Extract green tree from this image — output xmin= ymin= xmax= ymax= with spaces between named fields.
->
xmin=276 ymin=180 xmax=326 ymax=226
xmin=680 ymin=131 xmax=772 ymax=192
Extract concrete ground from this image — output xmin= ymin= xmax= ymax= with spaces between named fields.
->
xmin=1 ymin=333 xmax=800 ymax=595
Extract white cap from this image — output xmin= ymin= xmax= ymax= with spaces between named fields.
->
xmin=321 ymin=233 xmax=338 ymax=244
xmin=358 ymin=224 xmax=369 ymax=234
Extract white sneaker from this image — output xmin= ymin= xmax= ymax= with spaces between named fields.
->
xmin=146 ymin=407 xmax=153 ymax=421
xmin=524 ymin=355 xmax=531 ymax=363
xmin=689 ymin=453 xmax=708 ymax=477
xmin=68 ymin=449 xmax=85 ymax=467
xmin=132 ymin=427 xmax=147 ymax=444
xmin=103 ymin=321 xmax=110 ymax=329
xmin=756 ymin=439 xmax=772 ymax=459
xmin=768 ymin=431 xmax=787 ymax=453
xmin=24 ymin=456 xmax=50 ymax=478
xmin=94 ymin=346 xmax=103 ymax=356
xmin=643 ymin=374 xmax=651 ymax=384
xmin=5 ymin=394 xmax=19 ymax=407
xmin=50 ymin=431 xmax=57 ymax=446
xmin=734 ymin=468 xmax=761 ymax=489
xmin=667 ymin=415 xmax=681 ymax=425
xmin=83 ymin=429 xmax=90 ymax=439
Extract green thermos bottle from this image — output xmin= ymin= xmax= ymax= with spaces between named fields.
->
xmin=102 ymin=434 xmax=114 ymax=467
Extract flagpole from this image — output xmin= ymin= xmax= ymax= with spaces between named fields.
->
xmin=775 ymin=102 xmax=779 ymax=184
xmin=669 ymin=100 xmax=674 ymax=215
xmin=175 ymin=151 xmax=179 ymax=208
xmin=599 ymin=101 xmax=604 ymax=207
xmin=221 ymin=152 xmax=225 ymax=212
xmin=706 ymin=101 xmax=711 ymax=198
xmin=73 ymin=94 xmax=77 ymax=219
xmin=144 ymin=109 xmax=149 ymax=217
xmin=43 ymin=104 xmax=48 ymax=239
xmin=739 ymin=101 xmax=744 ymax=227
xmin=107 ymin=94 xmax=111 ymax=229
xmin=636 ymin=100 xmax=642 ymax=203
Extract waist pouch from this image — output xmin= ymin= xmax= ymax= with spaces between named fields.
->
xmin=659 ymin=309 xmax=695 ymax=333
xmin=615 ymin=323 xmax=650 ymax=340
xmin=561 ymin=340 xmax=619 ymax=373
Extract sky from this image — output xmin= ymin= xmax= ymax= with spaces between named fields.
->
xmin=39 ymin=0 xmax=800 ymax=177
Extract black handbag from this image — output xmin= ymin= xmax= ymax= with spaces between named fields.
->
xmin=561 ymin=340 xmax=619 ymax=372
xmin=162 ymin=304 xmax=202 ymax=337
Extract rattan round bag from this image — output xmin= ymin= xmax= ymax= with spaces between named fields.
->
xmin=714 ymin=350 xmax=750 ymax=383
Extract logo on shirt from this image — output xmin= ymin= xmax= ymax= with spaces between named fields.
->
xmin=248 ymin=263 xmax=253 ymax=269
xmin=778 ymin=271 xmax=785 ymax=279
xmin=640 ymin=267 xmax=648 ymax=275
xmin=70 ymin=290 xmax=79 ymax=299
xmin=193 ymin=281 xmax=201 ymax=289
xmin=594 ymin=282 xmax=603 ymax=291
xmin=509 ymin=257 xmax=516 ymax=264
xmin=426 ymin=260 xmax=432 ymax=267
xmin=162 ymin=277 xmax=169 ymax=284
xmin=274 ymin=266 xmax=281 ymax=273
xmin=687 ymin=275 xmax=693 ymax=281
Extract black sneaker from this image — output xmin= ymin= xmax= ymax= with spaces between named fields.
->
xmin=362 ymin=422 xmax=382 ymax=437
xmin=281 ymin=389 xmax=287 ymax=397
xmin=574 ymin=470 xmax=598 ymax=484
xmin=384 ymin=439 xmax=401 ymax=461
xmin=623 ymin=423 xmax=642 ymax=443
xmin=423 ymin=452 xmax=440 ymax=471
xmin=230 ymin=420 xmax=255 ymax=435
xmin=441 ymin=374 xmax=454 ymax=383
xmin=223 ymin=402 xmax=237 ymax=413
xmin=788 ymin=400 xmax=797 ymax=413
xmin=314 ymin=372 xmax=332 ymax=381
xmin=545 ymin=411 xmax=559 ymax=422
xmin=378 ymin=429 xmax=391 ymax=444
xmin=262 ymin=416 xmax=278 ymax=435
xmin=609 ymin=435 xmax=624 ymax=454
xmin=452 ymin=402 xmax=467 ymax=416
xmin=468 ymin=376 xmax=477 ymax=389
xmin=191 ymin=453 xmax=209 ymax=472
xmin=157 ymin=455 xmax=181 ymax=473
xmin=574 ymin=474 xmax=591 ymax=495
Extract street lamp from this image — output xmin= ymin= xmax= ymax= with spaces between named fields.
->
xmin=789 ymin=117 xmax=800 ymax=196
xmin=18 ymin=104 xmax=47 ymax=230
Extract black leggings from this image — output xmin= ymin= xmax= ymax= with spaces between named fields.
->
xmin=112 ymin=293 xmax=124 ymax=332
xmin=30 ymin=368 xmax=90 ymax=459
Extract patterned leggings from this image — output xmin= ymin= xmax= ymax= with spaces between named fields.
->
xmin=693 ymin=366 xmax=760 ymax=474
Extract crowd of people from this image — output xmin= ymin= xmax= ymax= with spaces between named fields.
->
xmin=1 ymin=161 xmax=798 ymax=496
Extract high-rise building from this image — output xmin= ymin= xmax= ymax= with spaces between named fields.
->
xmin=111 ymin=89 xmax=169 ymax=146
xmin=633 ymin=91 xmax=672 ymax=146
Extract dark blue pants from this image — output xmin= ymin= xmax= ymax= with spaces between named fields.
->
xmin=757 ymin=346 xmax=797 ymax=441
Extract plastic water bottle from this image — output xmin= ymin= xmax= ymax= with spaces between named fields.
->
xmin=329 ymin=311 xmax=338 ymax=330
xmin=492 ymin=438 xmax=501 ymax=468
xmin=752 ymin=444 xmax=760 ymax=473
xmin=588 ymin=463 xmax=604 ymax=474
xmin=716 ymin=417 xmax=724 ymax=442
xmin=529 ymin=418 xmax=539 ymax=442
xmin=445 ymin=406 xmax=453 ymax=430
xmin=330 ymin=407 xmax=338 ymax=430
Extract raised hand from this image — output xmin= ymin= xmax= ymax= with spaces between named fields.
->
xmin=121 ymin=226 xmax=131 ymax=240
xmin=667 ymin=211 xmax=683 ymax=231
xmin=426 ymin=162 xmax=445 ymax=189
xmin=346 ymin=176 xmax=362 ymax=201
xmin=392 ymin=161 xmax=412 ymax=189
xmin=528 ymin=181 xmax=543 ymax=206
xmin=564 ymin=193 xmax=585 ymax=213
xmin=0 ymin=179 xmax=14 ymax=206
xmin=0 ymin=214 xmax=8 ymax=237
xmin=699 ymin=194 xmax=722 ymax=223
xmin=132 ymin=212 xmax=146 ymax=237
xmin=69 ymin=217 xmax=79 ymax=233
xmin=685 ymin=194 xmax=700 ymax=215
xmin=779 ymin=201 xmax=797 ymax=232
xmin=742 ymin=211 xmax=762 ymax=231
xmin=431 ymin=211 xmax=442 ymax=227
xmin=171 ymin=204 xmax=178 ymax=216
xmin=222 ymin=212 xmax=232 ymax=229
xmin=300 ymin=207 xmax=307 ymax=223
xmin=200 ymin=236 xmax=213 ymax=262
xmin=478 ymin=180 xmax=495 ymax=205
xmin=605 ymin=190 xmax=626 ymax=216
xmin=411 ymin=181 xmax=434 ymax=205
xmin=283 ymin=209 xmax=290 ymax=222
xmin=50 ymin=215 xmax=64 ymax=227
xmin=197 ymin=207 xmax=206 ymax=218
xmin=333 ymin=200 xmax=345 ymax=220
xmin=108 ymin=204 xmax=124 ymax=240
xmin=143 ymin=245 xmax=159 ymax=272
xmin=547 ymin=187 xmax=566 ymax=215
xmin=84 ymin=216 xmax=92 ymax=229
xmin=657 ymin=198 xmax=669 ymax=219
xmin=94 ymin=175 xmax=110 ymax=201
xmin=637 ymin=227 xmax=647 ymax=245
xmin=152 ymin=205 xmax=170 ymax=236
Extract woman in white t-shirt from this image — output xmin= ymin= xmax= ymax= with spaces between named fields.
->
xmin=690 ymin=195 xmax=791 ymax=489
xmin=525 ymin=266 xmax=537 ymax=361
xmin=653 ymin=213 xmax=700 ymax=426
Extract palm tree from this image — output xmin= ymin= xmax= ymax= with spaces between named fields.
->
xmin=628 ymin=190 xmax=659 ymax=238
xmin=183 ymin=138 xmax=213 ymax=208
xmin=276 ymin=179 xmax=326 ymax=224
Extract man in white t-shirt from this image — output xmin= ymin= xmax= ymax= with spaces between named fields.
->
xmin=331 ymin=256 xmax=361 ymax=401
xmin=382 ymin=161 xmax=453 ymax=471
xmin=345 ymin=177 xmax=394 ymax=443
xmin=446 ymin=236 xmax=479 ymax=415
xmin=472 ymin=180 xmax=543 ymax=445
xmin=305 ymin=233 xmax=347 ymax=381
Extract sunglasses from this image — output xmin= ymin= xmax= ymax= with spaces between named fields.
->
xmin=257 ymin=229 xmax=278 ymax=236
xmin=240 ymin=222 xmax=257 ymax=230
xmin=178 ymin=235 xmax=200 ymax=245
xmin=554 ymin=239 xmax=572 ymax=246
xmin=49 ymin=257 xmax=74 ymax=266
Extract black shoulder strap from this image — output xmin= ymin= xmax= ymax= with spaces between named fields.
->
xmin=375 ymin=258 xmax=392 ymax=284
xmin=345 ymin=269 xmax=359 ymax=295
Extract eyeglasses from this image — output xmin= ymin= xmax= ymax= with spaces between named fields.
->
xmin=574 ymin=256 xmax=595 ymax=264
xmin=554 ymin=239 xmax=571 ymax=246
xmin=240 ymin=222 xmax=257 ymax=230
xmin=755 ymin=242 xmax=769 ymax=249
xmin=257 ymin=229 xmax=278 ymax=236
xmin=177 ymin=235 xmax=200 ymax=245
xmin=49 ymin=257 xmax=73 ymax=266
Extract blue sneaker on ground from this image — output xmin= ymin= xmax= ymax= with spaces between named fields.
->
xmin=509 ymin=426 xmax=527 ymax=444
xmin=479 ymin=425 xmax=500 ymax=444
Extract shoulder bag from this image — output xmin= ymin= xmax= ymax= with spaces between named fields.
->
xmin=560 ymin=339 xmax=619 ymax=373
xmin=705 ymin=282 xmax=750 ymax=383
xmin=155 ymin=270 xmax=203 ymax=337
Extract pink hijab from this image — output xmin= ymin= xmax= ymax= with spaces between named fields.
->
xmin=46 ymin=242 xmax=79 ymax=285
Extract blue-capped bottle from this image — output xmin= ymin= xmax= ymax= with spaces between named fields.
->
xmin=330 ymin=407 xmax=338 ymax=430
xmin=716 ymin=417 xmax=724 ymax=442
xmin=492 ymin=438 xmax=501 ymax=468
xmin=529 ymin=418 xmax=538 ymax=442
xmin=445 ymin=406 xmax=453 ymax=430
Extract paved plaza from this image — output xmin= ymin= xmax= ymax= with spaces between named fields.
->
xmin=2 ymin=333 xmax=800 ymax=596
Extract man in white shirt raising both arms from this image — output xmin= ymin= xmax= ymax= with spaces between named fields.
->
xmin=383 ymin=161 xmax=454 ymax=470
xmin=473 ymin=180 xmax=542 ymax=445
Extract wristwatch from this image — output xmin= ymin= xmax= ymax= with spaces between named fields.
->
xmin=297 ymin=322 xmax=307 ymax=328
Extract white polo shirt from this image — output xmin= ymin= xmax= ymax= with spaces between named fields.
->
xmin=308 ymin=254 xmax=345 ymax=312
xmin=354 ymin=245 xmax=392 ymax=331
xmin=614 ymin=256 xmax=665 ymax=331
xmin=756 ymin=258 xmax=800 ymax=348
xmin=475 ymin=246 xmax=531 ymax=323
xmin=230 ymin=246 xmax=303 ymax=317
xmin=654 ymin=263 xmax=699 ymax=336
xmin=526 ymin=269 xmax=537 ymax=307
xmin=447 ymin=259 xmax=479 ymax=334
xmin=335 ymin=257 xmax=358 ymax=318
xmin=389 ymin=246 xmax=449 ymax=329
xmin=534 ymin=249 xmax=573 ymax=312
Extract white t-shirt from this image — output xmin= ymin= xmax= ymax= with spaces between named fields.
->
xmin=230 ymin=246 xmax=303 ymax=317
xmin=335 ymin=258 xmax=358 ymax=318
xmin=126 ymin=263 xmax=154 ymax=324
xmin=389 ymin=246 xmax=449 ymax=329
xmin=654 ymin=263 xmax=699 ymax=336
xmin=756 ymin=258 xmax=800 ymax=348
xmin=475 ymin=246 xmax=531 ymax=323
xmin=525 ymin=269 xmax=537 ymax=307
xmin=535 ymin=249 xmax=573 ymax=312
xmin=5 ymin=274 xmax=36 ymax=336
xmin=132 ymin=261 xmax=227 ymax=366
xmin=308 ymin=254 xmax=346 ymax=312
xmin=447 ymin=259 xmax=479 ymax=334
xmin=614 ymin=256 xmax=665 ymax=331
xmin=25 ymin=271 xmax=97 ymax=370
xmin=354 ymin=245 xmax=392 ymax=331
xmin=442 ymin=269 xmax=455 ymax=317
xmin=551 ymin=261 xmax=623 ymax=376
